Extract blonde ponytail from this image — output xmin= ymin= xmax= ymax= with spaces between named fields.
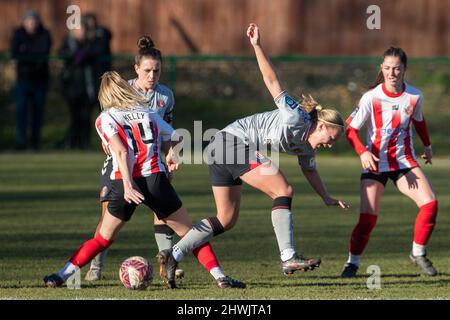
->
xmin=98 ymin=71 xmax=147 ymax=110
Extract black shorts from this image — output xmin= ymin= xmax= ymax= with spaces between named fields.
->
xmin=206 ymin=131 xmax=270 ymax=186
xmin=360 ymin=167 xmax=416 ymax=187
xmin=99 ymin=156 xmax=170 ymax=202
xmin=99 ymin=155 xmax=114 ymax=202
xmin=107 ymin=172 xmax=183 ymax=222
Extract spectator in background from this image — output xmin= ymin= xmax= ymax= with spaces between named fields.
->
xmin=10 ymin=10 xmax=52 ymax=150
xmin=82 ymin=13 xmax=112 ymax=95
xmin=58 ymin=14 xmax=112 ymax=149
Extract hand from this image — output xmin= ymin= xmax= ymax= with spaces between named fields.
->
xmin=246 ymin=23 xmax=260 ymax=47
xmin=323 ymin=196 xmax=350 ymax=209
xmin=123 ymin=183 xmax=144 ymax=204
xmin=421 ymin=146 xmax=432 ymax=165
xmin=166 ymin=152 xmax=180 ymax=173
xmin=360 ymin=151 xmax=379 ymax=171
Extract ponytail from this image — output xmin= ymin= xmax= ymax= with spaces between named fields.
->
xmin=300 ymin=94 xmax=344 ymax=130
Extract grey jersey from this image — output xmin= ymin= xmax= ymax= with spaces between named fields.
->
xmin=221 ymin=91 xmax=316 ymax=169
xmin=128 ymin=79 xmax=175 ymax=124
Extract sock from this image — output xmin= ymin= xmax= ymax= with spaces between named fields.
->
xmin=209 ymin=267 xmax=226 ymax=280
xmin=349 ymin=213 xmax=378 ymax=255
xmin=69 ymin=234 xmax=113 ymax=269
xmin=271 ymin=197 xmax=296 ymax=262
xmin=192 ymin=242 xmax=220 ymax=271
xmin=412 ymin=242 xmax=426 ymax=257
xmin=57 ymin=262 xmax=79 ymax=281
xmin=154 ymin=224 xmax=175 ymax=251
xmin=172 ymin=217 xmax=224 ymax=262
xmin=90 ymin=250 xmax=108 ymax=270
xmin=413 ymin=200 xmax=438 ymax=246
xmin=347 ymin=253 xmax=361 ymax=267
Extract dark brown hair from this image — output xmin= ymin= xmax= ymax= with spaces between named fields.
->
xmin=371 ymin=46 xmax=408 ymax=89
xmin=135 ymin=36 xmax=162 ymax=65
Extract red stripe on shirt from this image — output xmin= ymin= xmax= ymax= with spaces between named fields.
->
xmin=131 ymin=123 xmax=148 ymax=178
xmin=371 ymin=98 xmax=383 ymax=172
xmin=150 ymin=120 xmax=160 ymax=173
xmin=114 ymin=125 xmax=129 ymax=180
xmin=95 ymin=117 xmax=109 ymax=143
xmin=404 ymin=96 xmax=420 ymax=167
xmin=387 ymin=108 xmax=401 ymax=171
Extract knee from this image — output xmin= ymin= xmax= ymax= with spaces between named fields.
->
xmin=208 ymin=216 xmax=228 ymax=234
xmin=273 ymin=184 xmax=294 ymax=199
xmin=216 ymin=214 xmax=236 ymax=231
xmin=360 ymin=203 xmax=379 ymax=215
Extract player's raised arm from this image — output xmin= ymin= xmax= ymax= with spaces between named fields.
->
xmin=247 ymin=23 xmax=283 ymax=99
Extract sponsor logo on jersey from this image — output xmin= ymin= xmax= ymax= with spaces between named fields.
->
xmin=285 ymin=96 xmax=299 ymax=110
xmin=392 ymin=104 xmax=399 ymax=111
xmin=381 ymin=127 xmax=405 ymax=136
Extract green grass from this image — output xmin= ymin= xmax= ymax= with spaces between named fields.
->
xmin=0 ymin=152 xmax=449 ymax=299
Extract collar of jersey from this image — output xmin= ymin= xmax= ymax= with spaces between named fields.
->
xmin=382 ymin=82 xmax=406 ymax=98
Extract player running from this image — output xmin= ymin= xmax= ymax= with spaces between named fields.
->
xmin=341 ymin=47 xmax=438 ymax=277
xmin=156 ymin=23 xmax=349 ymax=287
xmin=85 ymin=36 xmax=184 ymax=282
xmin=44 ymin=71 xmax=244 ymax=289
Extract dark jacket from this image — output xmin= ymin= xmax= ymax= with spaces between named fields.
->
xmin=10 ymin=25 xmax=52 ymax=82
xmin=59 ymin=35 xmax=97 ymax=103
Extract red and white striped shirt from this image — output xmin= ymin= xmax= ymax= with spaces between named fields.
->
xmin=347 ymin=83 xmax=427 ymax=173
xmin=95 ymin=106 xmax=176 ymax=180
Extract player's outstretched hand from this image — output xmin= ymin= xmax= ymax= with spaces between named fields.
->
xmin=421 ymin=146 xmax=433 ymax=165
xmin=124 ymin=185 xmax=144 ymax=204
xmin=247 ymin=23 xmax=260 ymax=46
xmin=323 ymin=196 xmax=350 ymax=209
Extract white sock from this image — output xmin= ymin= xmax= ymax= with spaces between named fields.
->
xmin=57 ymin=262 xmax=79 ymax=281
xmin=280 ymin=248 xmax=296 ymax=262
xmin=172 ymin=245 xmax=184 ymax=262
xmin=347 ymin=253 xmax=361 ymax=267
xmin=209 ymin=267 xmax=226 ymax=280
xmin=412 ymin=242 xmax=426 ymax=256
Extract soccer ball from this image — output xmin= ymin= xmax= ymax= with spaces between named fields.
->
xmin=119 ymin=256 xmax=153 ymax=290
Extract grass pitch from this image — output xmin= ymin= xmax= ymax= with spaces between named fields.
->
xmin=0 ymin=152 xmax=449 ymax=300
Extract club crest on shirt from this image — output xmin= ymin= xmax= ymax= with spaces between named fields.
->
xmin=255 ymin=151 xmax=265 ymax=160
xmin=157 ymin=99 xmax=165 ymax=108
xmin=404 ymin=104 xmax=413 ymax=115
